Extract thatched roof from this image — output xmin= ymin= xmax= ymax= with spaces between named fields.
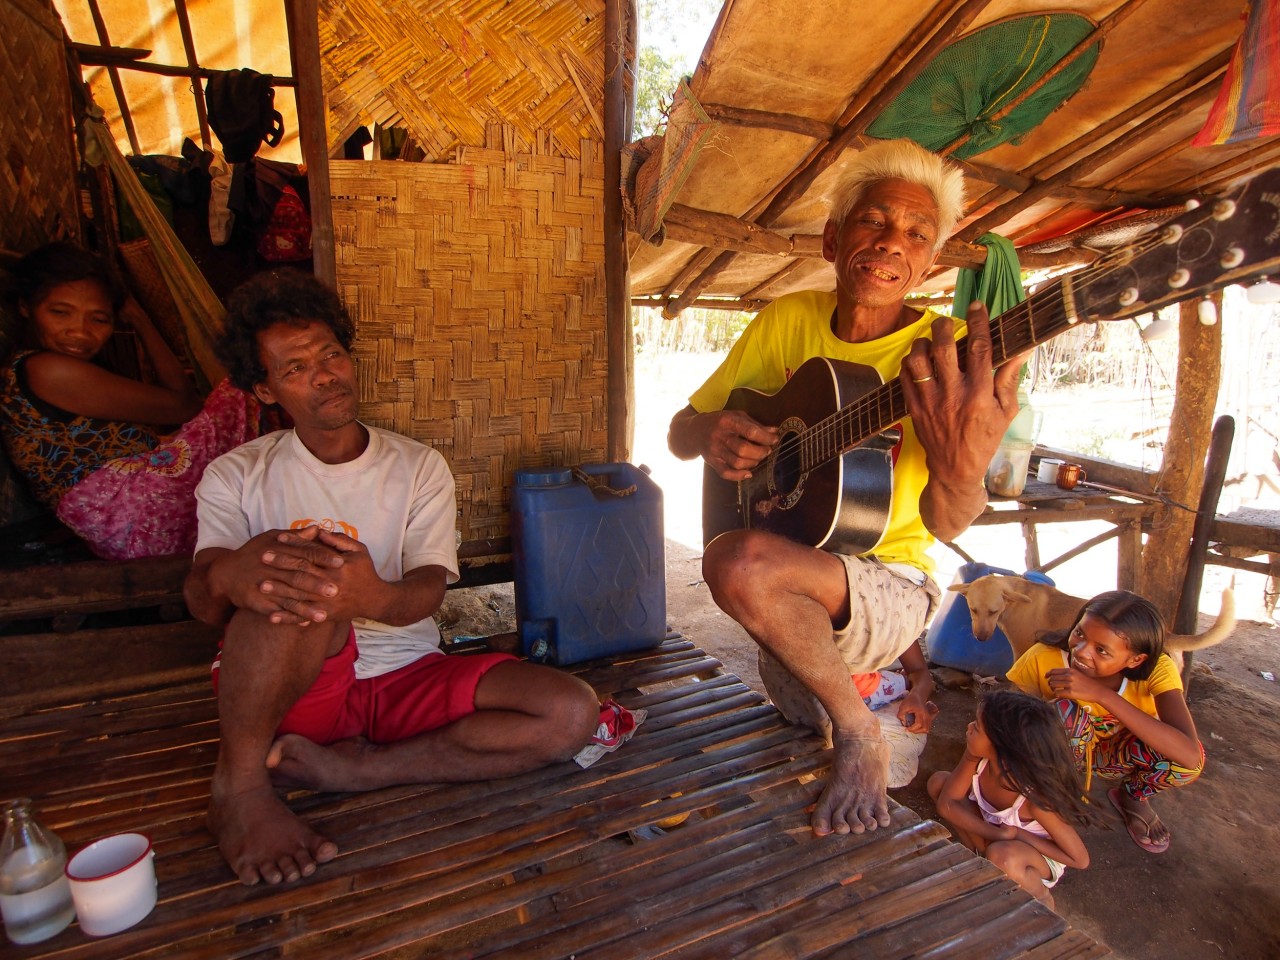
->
xmin=625 ymin=0 xmax=1271 ymax=313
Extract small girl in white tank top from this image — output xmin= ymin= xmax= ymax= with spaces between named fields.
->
xmin=928 ymin=691 xmax=1099 ymax=907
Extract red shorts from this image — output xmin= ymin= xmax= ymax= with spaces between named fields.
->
xmin=212 ymin=630 xmax=516 ymax=745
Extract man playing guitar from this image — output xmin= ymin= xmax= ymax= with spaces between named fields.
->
xmin=668 ymin=139 xmax=1029 ymax=838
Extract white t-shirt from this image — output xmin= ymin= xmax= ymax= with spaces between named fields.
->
xmin=195 ymin=425 xmax=460 ymax=679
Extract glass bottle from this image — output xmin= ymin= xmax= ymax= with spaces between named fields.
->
xmin=0 ymin=798 xmax=75 ymax=945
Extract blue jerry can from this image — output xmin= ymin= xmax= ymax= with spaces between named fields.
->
xmin=511 ymin=463 xmax=666 ymax=665
xmin=924 ymin=562 xmax=1055 ymax=675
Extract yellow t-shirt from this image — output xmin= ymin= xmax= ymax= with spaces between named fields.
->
xmin=1006 ymin=642 xmax=1184 ymax=738
xmin=688 ymin=290 xmax=953 ymax=573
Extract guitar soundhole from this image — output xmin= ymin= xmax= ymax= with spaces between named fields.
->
xmin=769 ymin=421 xmax=806 ymax=508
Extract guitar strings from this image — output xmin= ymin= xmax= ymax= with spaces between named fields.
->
xmin=760 ymin=201 xmax=1222 ymax=475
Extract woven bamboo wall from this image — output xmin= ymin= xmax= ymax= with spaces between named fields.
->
xmin=0 ymin=0 xmax=80 ymax=255
xmin=330 ymin=126 xmax=608 ymax=546
xmin=319 ymin=0 xmax=606 ymax=162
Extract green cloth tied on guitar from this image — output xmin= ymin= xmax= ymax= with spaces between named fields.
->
xmin=952 ymin=233 xmax=1026 ymax=320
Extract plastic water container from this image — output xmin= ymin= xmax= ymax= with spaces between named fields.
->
xmin=985 ymin=440 xmax=1034 ymax=498
xmin=511 ymin=463 xmax=666 ymax=665
xmin=1004 ymin=386 xmax=1042 ymax=445
xmin=925 ymin=562 xmax=1055 ymax=675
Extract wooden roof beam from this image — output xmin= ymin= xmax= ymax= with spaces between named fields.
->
xmin=72 ymin=42 xmax=299 ymax=85
xmin=962 ymin=48 xmax=1230 ymax=221
xmin=664 ymin=0 xmax=996 ymax=317
xmin=1025 ymin=48 xmax=1231 ymax=182
xmin=959 ymin=78 xmax=1225 ymax=241
xmin=702 ymin=103 xmax=835 ymax=141
xmin=172 ymin=0 xmax=212 ymax=151
xmin=655 ymin=202 xmax=1095 ymax=269
xmin=633 ymin=295 xmax=770 ymax=313
xmin=1164 ymin=140 xmax=1280 ymax=196
xmin=84 ymin=0 xmax=140 ymax=155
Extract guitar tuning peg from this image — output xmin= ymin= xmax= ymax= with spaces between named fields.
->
xmin=1140 ymin=313 xmax=1176 ymax=341
xmin=1198 ymin=298 xmax=1219 ymax=326
xmin=1220 ymin=246 xmax=1245 ymax=269
xmin=1212 ymin=199 xmax=1237 ymax=221
xmin=1118 ymin=287 xmax=1140 ymax=307
xmin=1161 ymin=224 xmax=1183 ymax=245
xmin=1168 ymin=268 xmax=1190 ymax=288
xmin=1246 ymin=277 xmax=1280 ymax=305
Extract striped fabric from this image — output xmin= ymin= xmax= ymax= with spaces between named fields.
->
xmin=1194 ymin=0 xmax=1280 ymax=146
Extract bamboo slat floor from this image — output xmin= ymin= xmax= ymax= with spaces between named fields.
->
xmin=0 ymin=637 xmax=1110 ymax=959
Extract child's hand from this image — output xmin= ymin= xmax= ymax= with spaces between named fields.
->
xmin=1044 ymin=666 xmax=1109 ymax=702
xmin=897 ymin=693 xmax=939 ymax=733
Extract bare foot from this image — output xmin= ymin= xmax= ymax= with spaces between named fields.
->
xmin=267 ymin=733 xmax=384 ymax=792
xmin=812 ymin=734 xmax=891 ymax=836
xmin=208 ymin=779 xmax=338 ymax=885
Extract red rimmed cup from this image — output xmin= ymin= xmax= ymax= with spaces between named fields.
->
xmin=65 ymin=833 xmax=156 ymax=937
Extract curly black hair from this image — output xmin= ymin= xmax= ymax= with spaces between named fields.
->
xmin=979 ymin=690 xmax=1105 ymax=827
xmin=215 ymin=269 xmax=356 ymax=391
xmin=6 ymin=242 xmax=127 ymax=319
xmin=1040 ymin=589 xmax=1166 ymax=682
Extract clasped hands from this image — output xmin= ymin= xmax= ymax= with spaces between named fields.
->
xmin=215 ymin=525 xmax=383 ymax=626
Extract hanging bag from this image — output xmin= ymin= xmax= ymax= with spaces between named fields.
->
xmin=204 ymin=69 xmax=284 ymax=164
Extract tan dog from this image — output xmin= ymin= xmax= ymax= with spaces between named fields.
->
xmin=949 ymin=574 xmax=1236 ymax=670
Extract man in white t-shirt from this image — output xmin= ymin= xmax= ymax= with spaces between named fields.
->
xmin=185 ymin=271 xmax=601 ymax=887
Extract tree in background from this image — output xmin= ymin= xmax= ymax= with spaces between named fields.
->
xmin=634 ymin=0 xmax=722 ymax=137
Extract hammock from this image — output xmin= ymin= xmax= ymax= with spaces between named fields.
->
xmin=82 ymin=106 xmax=226 ymax=389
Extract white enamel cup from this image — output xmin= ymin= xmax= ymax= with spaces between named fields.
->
xmin=65 ymin=833 xmax=156 ymax=937
xmin=1036 ymin=458 xmax=1064 ymax=483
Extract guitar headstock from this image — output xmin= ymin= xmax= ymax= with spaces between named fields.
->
xmin=1071 ymin=168 xmax=1280 ymax=323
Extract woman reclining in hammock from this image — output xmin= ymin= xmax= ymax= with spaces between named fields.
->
xmin=1 ymin=241 xmax=267 ymax=559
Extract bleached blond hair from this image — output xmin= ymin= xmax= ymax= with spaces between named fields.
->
xmin=826 ymin=139 xmax=966 ymax=250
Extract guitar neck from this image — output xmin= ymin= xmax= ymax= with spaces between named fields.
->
xmin=793 ymin=164 xmax=1280 ymax=478
xmin=823 ymin=277 xmax=1077 ymax=461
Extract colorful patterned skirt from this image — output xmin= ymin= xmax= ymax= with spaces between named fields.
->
xmin=55 ymin=379 xmax=266 ymax=560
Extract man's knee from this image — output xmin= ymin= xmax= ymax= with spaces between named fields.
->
xmin=703 ymin=530 xmax=773 ymax=611
xmin=225 ymin=607 xmax=349 ymax=657
xmin=481 ymin=662 xmax=599 ymax=761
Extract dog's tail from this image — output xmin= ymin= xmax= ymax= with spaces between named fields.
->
xmin=1167 ymin=587 xmax=1236 ymax=652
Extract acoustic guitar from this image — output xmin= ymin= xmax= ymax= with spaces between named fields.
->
xmin=702 ymin=168 xmax=1280 ymax=552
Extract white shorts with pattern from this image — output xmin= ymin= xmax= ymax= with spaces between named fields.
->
xmin=758 ymin=554 xmax=940 ymax=742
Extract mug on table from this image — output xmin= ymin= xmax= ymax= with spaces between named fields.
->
xmin=1036 ymin=458 xmax=1064 ymax=483
xmin=65 ymin=833 xmax=156 ymax=937
xmin=1056 ymin=462 xmax=1088 ymax=490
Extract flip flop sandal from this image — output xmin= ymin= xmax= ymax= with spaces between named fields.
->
xmin=1108 ymin=787 xmax=1170 ymax=854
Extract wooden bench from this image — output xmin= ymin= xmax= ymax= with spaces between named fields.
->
xmin=0 ymin=549 xmax=515 ymax=713
xmin=1 ymin=637 xmax=1109 ymax=959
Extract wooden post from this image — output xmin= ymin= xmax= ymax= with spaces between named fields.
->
xmin=604 ymin=0 xmax=635 ymax=461
xmin=1175 ymin=416 xmax=1234 ymax=635
xmin=1140 ymin=294 xmax=1223 ymax=615
xmin=284 ymin=0 xmax=336 ymax=287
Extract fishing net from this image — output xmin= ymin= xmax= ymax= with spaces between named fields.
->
xmin=868 ymin=13 xmax=1101 ymax=159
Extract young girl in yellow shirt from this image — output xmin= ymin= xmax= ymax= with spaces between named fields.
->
xmin=1007 ymin=590 xmax=1204 ymax=855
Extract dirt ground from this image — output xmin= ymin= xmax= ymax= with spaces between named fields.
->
xmin=441 ymin=541 xmax=1280 ymax=960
